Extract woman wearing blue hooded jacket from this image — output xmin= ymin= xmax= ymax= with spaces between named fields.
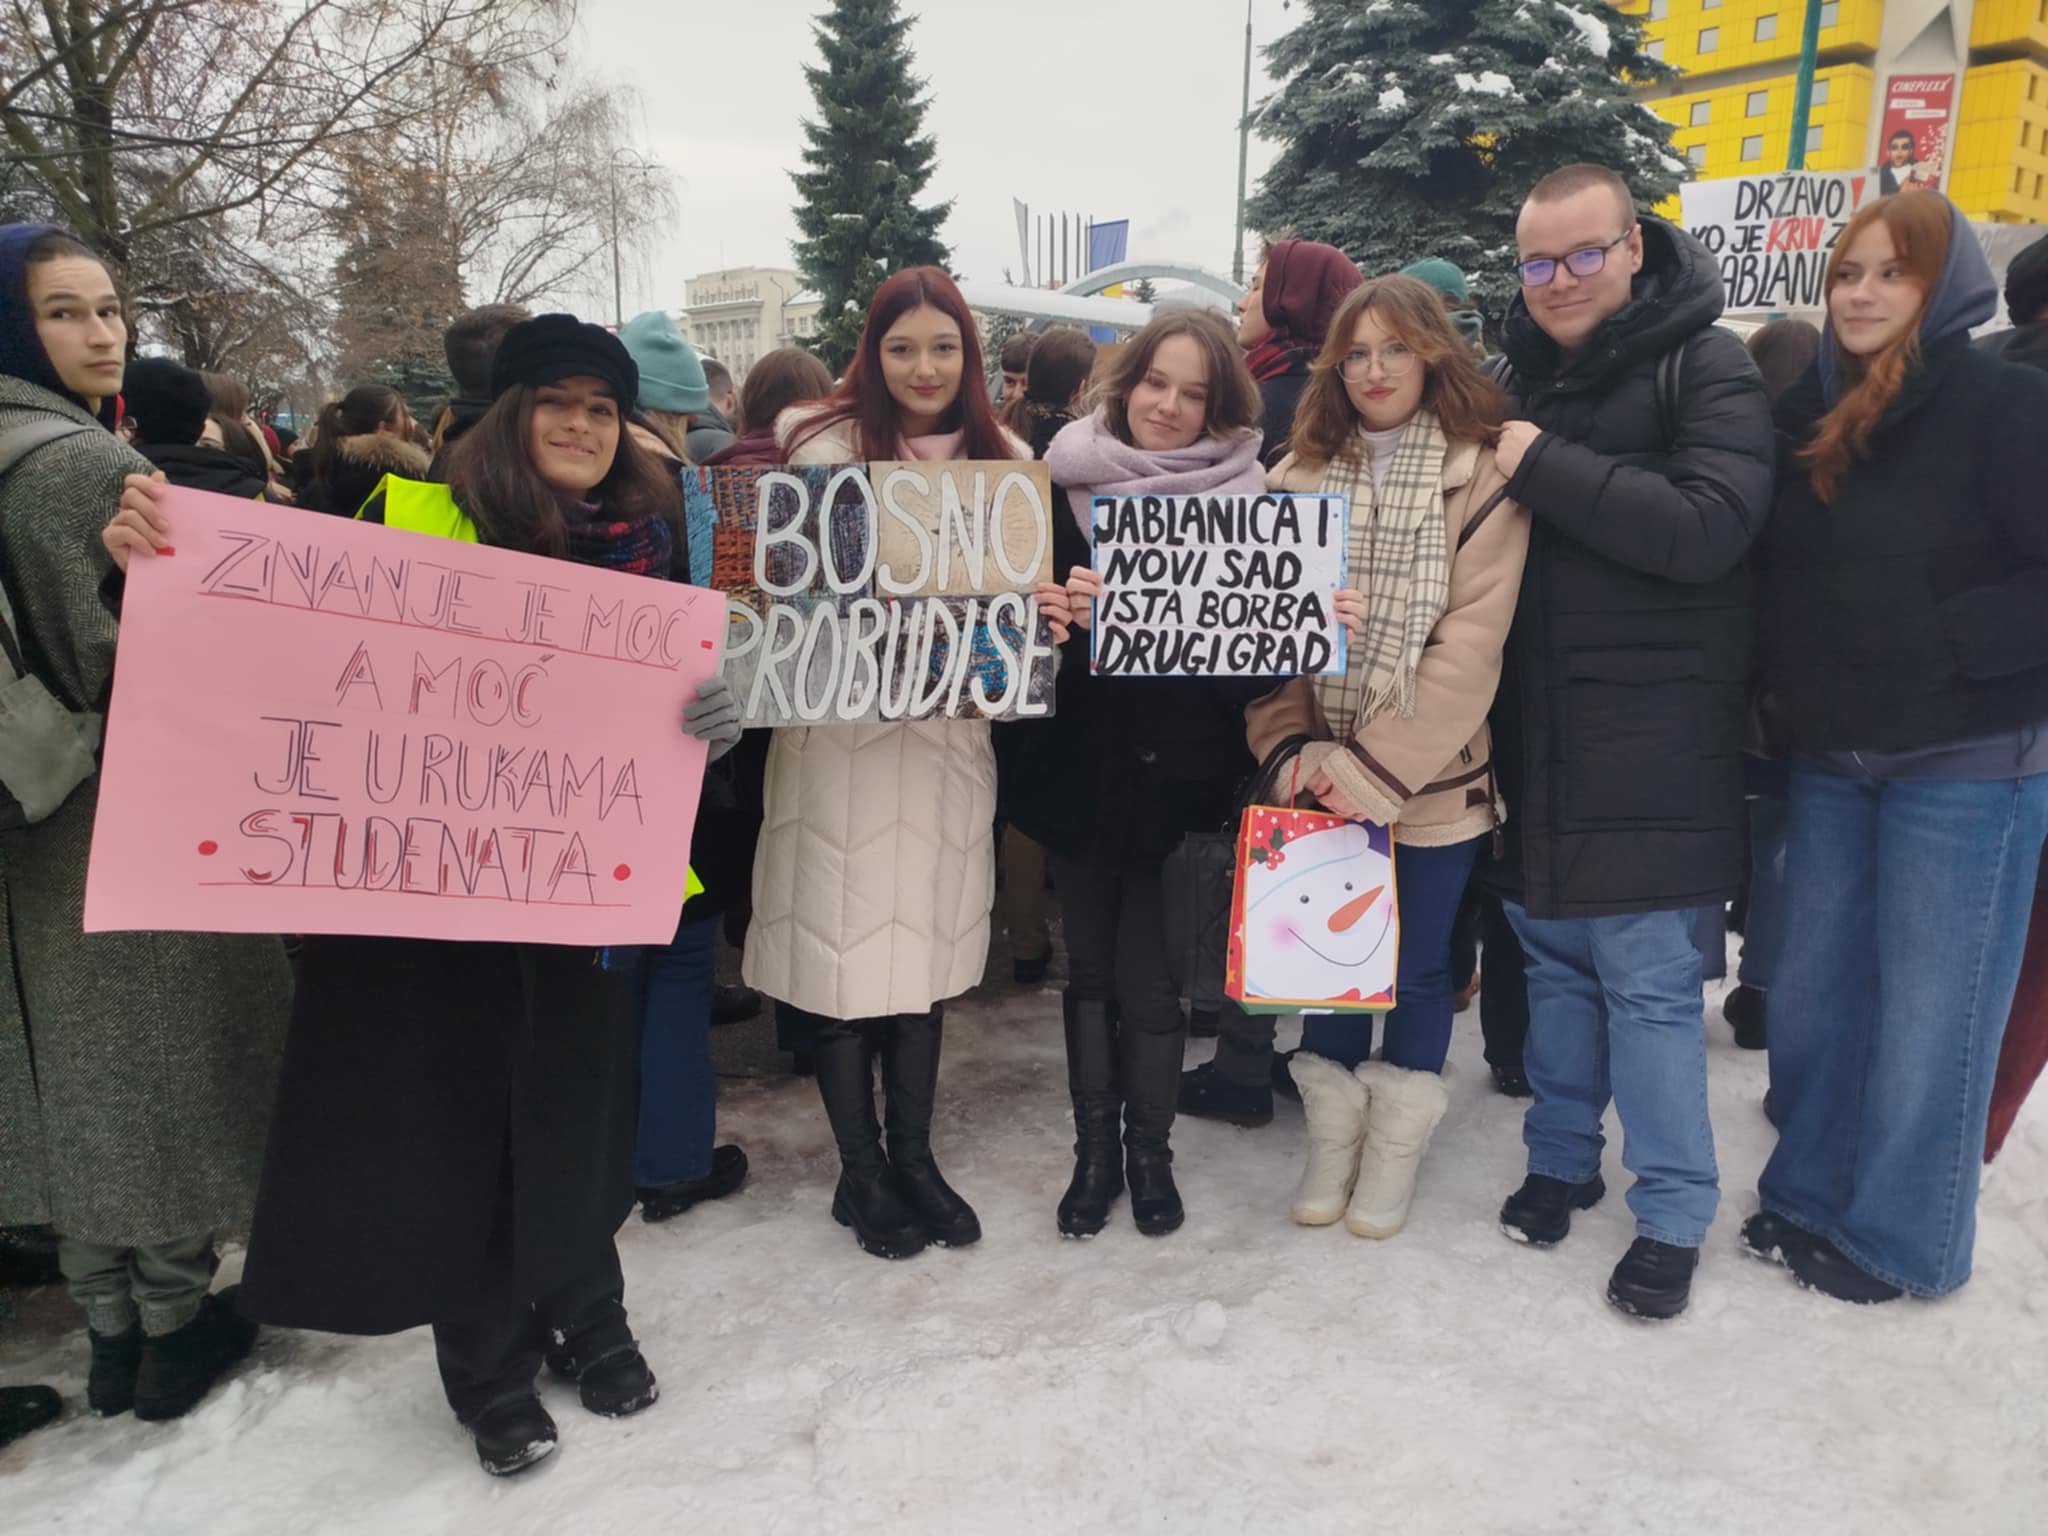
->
xmin=1748 ymin=193 xmax=2048 ymax=1304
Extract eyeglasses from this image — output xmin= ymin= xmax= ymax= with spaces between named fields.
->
xmin=1516 ymin=228 xmax=1635 ymax=288
xmin=1337 ymin=344 xmax=1417 ymax=382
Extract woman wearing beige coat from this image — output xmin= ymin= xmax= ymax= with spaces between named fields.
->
xmin=742 ymin=267 xmax=1067 ymax=1263
xmin=1245 ymin=275 xmax=1530 ymax=1239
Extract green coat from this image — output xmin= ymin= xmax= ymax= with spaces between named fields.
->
xmin=0 ymin=375 xmax=291 ymax=1246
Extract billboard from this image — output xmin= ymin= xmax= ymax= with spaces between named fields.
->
xmin=1878 ymin=74 xmax=1956 ymax=195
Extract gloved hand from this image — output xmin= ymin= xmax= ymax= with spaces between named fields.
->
xmin=681 ymin=675 xmax=742 ymax=763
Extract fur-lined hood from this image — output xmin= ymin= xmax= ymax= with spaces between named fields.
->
xmin=332 ymin=430 xmax=430 ymax=477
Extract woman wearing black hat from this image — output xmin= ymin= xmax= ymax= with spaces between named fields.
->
xmin=106 ymin=314 xmax=742 ymax=1476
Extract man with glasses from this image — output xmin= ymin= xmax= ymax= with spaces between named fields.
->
xmin=1483 ymin=164 xmax=1774 ymax=1320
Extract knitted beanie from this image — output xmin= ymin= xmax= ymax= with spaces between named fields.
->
xmin=618 ymin=310 xmax=711 ymax=415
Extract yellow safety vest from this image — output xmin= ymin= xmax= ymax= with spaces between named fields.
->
xmin=359 ymin=476 xmax=704 ymax=906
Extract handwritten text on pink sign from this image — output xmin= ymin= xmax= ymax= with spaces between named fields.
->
xmin=83 ymin=488 xmax=723 ymax=944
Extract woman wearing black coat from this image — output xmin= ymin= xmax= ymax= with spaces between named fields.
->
xmin=1749 ymin=195 xmax=2048 ymax=1304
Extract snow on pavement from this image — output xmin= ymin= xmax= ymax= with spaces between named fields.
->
xmin=4 ymin=973 xmax=2046 ymax=1535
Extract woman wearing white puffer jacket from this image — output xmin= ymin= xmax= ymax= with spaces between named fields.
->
xmin=745 ymin=266 xmax=1068 ymax=1261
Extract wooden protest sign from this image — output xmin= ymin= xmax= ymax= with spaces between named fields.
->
xmin=1681 ymin=170 xmax=1878 ymax=316
xmin=1088 ymin=492 xmax=1349 ymax=677
xmin=685 ymin=461 xmax=1060 ymax=726
xmin=83 ymin=488 xmax=724 ymax=945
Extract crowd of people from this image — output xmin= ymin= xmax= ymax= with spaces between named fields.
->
xmin=3 ymin=159 xmax=2048 ymax=1478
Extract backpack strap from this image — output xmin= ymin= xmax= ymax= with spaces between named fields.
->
xmin=1654 ymin=342 xmax=1687 ymax=455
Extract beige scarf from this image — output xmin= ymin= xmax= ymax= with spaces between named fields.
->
xmin=1312 ymin=408 xmax=1451 ymax=741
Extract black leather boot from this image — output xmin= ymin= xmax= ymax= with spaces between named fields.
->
xmin=1121 ymin=1018 xmax=1187 ymax=1236
xmin=1058 ymin=995 xmax=1123 ymax=1237
xmin=882 ymin=1008 xmax=981 ymax=1248
xmin=86 ymin=1324 xmax=141 ymax=1417
xmin=815 ymin=1021 xmax=927 ymax=1260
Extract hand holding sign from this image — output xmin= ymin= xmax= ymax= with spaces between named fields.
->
xmin=104 ymin=472 xmax=172 ymax=570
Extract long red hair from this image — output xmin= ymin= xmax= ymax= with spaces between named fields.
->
xmin=1803 ymin=195 xmax=1950 ymax=502
xmin=783 ymin=266 xmax=1016 ymax=460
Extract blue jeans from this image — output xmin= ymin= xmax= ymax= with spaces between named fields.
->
xmin=635 ymin=916 xmax=719 ymax=1186
xmin=1505 ymin=903 xmax=1719 ymax=1248
xmin=1759 ymin=763 xmax=2048 ymax=1295
xmin=1300 ymin=837 xmax=1482 ymax=1073
xmin=1739 ymin=794 xmax=1789 ymax=991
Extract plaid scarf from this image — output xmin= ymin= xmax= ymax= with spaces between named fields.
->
xmin=1312 ymin=409 xmax=1451 ymax=739
xmin=562 ymin=499 xmax=674 ymax=578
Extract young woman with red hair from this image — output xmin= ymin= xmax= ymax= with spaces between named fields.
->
xmin=749 ymin=267 xmax=1071 ymax=1260
xmin=1749 ymin=194 xmax=2048 ymax=1303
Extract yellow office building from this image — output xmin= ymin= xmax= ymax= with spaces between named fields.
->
xmin=1620 ymin=0 xmax=2048 ymax=223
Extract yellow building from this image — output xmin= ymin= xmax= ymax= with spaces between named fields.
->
xmin=1620 ymin=0 xmax=2048 ymax=223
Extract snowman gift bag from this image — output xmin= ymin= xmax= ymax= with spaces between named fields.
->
xmin=1225 ymin=806 xmax=1398 ymax=1014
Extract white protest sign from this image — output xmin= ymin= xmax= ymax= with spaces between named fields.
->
xmin=1088 ymin=492 xmax=1348 ymax=677
xmin=1681 ymin=169 xmax=1879 ymax=316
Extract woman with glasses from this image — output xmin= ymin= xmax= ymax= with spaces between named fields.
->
xmin=1245 ymin=275 xmax=1530 ymax=1240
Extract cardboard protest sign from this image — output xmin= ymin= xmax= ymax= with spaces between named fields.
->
xmin=1088 ymin=492 xmax=1348 ymax=677
xmin=83 ymin=488 xmax=724 ymax=945
xmin=685 ymin=461 xmax=1059 ymax=726
xmin=1681 ymin=170 xmax=1878 ymax=316
xmin=1227 ymin=805 xmax=1397 ymax=1014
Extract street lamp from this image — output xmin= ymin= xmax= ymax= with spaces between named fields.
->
xmin=607 ymin=149 xmax=664 ymax=329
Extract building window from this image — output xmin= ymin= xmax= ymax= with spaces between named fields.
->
xmin=1747 ymin=89 xmax=1770 ymax=116
xmin=1702 ymin=0 xmax=1720 ymax=7
xmin=1819 ymin=1 xmax=1838 ymax=25
xmin=1646 ymin=38 xmax=1664 ymax=60
xmin=1807 ymin=125 xmax=1824 ymax=153
xmin=1687 ymin=143 xmax=1707 ymax=168
xmin=1755 ymin=15 xmax=1777 ymax=42
xmin=1741 ymin=134 xmax=1764 ymax=162
xmin=1690 ymin=101 xmax=1712 ymax=126
xmin=1649 ymin=0 xmax=1667 ymax=16
xmin=1699 ymin=27 xmax=1719 ymax=53
xmin=1811 ymin=77 xmax=1829 ymax=105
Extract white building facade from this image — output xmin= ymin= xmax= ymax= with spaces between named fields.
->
xmin=678 ymin=266 xmax=822 ymax=381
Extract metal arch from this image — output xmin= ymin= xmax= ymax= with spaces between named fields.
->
xmin=1059 ymin=261 xmax=1245 ymax=303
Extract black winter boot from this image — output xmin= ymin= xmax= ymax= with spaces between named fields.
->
xmin=1607 ymin=1238 xmax=1699 ymax=1321
xmin=1498 ymin=1173 xmax=1606 ymax=1247
xmin=87 ymin=1324 xmax=142 ymax=1416
xmin=548 ymin=1342 xmax=659 ymax=1417
xmin=815 ymin=1022 xmax=927 ymax=1260
xmin=0 ymin=1384 xmax=61 ymax=1447
xmin=133 ymin=1288 xmax=258 ymax=1421
xmin=1058 ymin=995 xmax=1123 ymax=1237
xmin=881 ymin=1009 xmax=981 ymax=1248
xmin=466 ymin=1392 xmax=558 ymax=1476
xmin=1723 ymin=984 xmax=1768 ymax=1051
xmin=1122 ymin=1019 xmax=1188 ymax=1236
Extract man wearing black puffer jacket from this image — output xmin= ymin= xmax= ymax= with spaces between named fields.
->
xmin=1484 ymin=164 xmax=1774 ymax=1321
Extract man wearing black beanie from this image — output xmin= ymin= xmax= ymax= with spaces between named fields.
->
xmin=122 ymin=356 xmax=267 ymax=499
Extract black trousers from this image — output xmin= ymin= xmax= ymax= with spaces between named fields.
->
xmin=431 ymin=1228 xmax=629 ymax=1424
xmin=1046 ymin=852 xmax=1181 ymax=1039
xmin=1473 ymin=884 xmax=1529 ymax=1073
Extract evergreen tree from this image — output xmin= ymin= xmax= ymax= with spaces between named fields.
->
xmin=1132 ymin=276 xmax=1159 ymax=304
xmin=1248 ymin=1 xmax=1684 ymax=320
xmin=791 ymin=0 xmax=952 ymax=370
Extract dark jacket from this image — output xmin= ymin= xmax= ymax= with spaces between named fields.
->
xmin=998 ymin=409 xmax=1267 ymax=865
xmin=1487 ymin=214 xmax=1775 ymax=920
xmin=238 ymin=937 xmax=636 ymax=1335
xmin=297 ymin=431 xmax=430 ymax=518
xmin=702 ymin=428 xmax=782 ymax=468
xmin=134 ymin=440 xmax=267 ymax=499
xmin=1979 ymin=319 xmax=2048 ymax=373
xmin=684 ymin=405 xmax=736 ymax=464
xmin=1256 ymin=359 xmax=1310 ymax=469
xmin=1762 ymin=225 xmax=2048 ymax=755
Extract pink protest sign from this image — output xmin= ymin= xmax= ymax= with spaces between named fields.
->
xmin=84 ymin=487 xmax=724 ymax=945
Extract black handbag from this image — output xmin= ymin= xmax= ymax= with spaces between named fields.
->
xmin=1160 ymin=733 xmax=1316 ymax=998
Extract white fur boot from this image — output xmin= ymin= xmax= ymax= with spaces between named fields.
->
xmin=1290 ymin=1053 xmax=1369 ymax=1226
xmin=1345 ymin=1062 xmax=1451 ymax=1238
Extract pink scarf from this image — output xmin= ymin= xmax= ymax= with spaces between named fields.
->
xmin=1043 ymin=410 xmax=1268 ymax=537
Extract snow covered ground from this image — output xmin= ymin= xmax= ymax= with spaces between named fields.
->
xmin=5 ymin=963 xmax=2046 ymax=1535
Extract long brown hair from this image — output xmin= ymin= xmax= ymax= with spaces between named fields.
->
xmin=311 ymin=383 xmax=404 ymax=488
xmin=1802 ymin=194 xmax=1950 ymax=502
xmin=1002 ymin=326 xmax=1096 ymax=436
xmin=444 ymin=384 xmax=683 ymax=559
xmin=1093 ymin=309 xmax=1259 ymax=446
xmin=1289 ymin=275 xmax=1507 ymax=465
xmin=783 ymin=267 xmax=1015 ymax=459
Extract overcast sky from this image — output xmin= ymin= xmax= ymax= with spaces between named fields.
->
xmin=574 ymin=0 xmax=1285 ymax=310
